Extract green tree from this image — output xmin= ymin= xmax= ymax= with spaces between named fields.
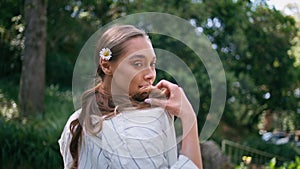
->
xmin=244 ymin=6 xmax=298 ymax=130
xmin=194 ymin=0 xmax=299 ymax=132
xmin=1 ymin=0 xmax=299 ymax=135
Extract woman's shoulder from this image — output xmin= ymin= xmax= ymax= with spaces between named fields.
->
xmin=120 ymin=107 xmax=170 ymax=119
xmin=69 ymin=108 xmax=82 ymax=120
xmin=59 ymin=109 xmax=82 ymax=135
xmin=100 ymin=107 xmax=177 ymax=160
xmin=114 ymin=107 xmax=171 ymax=124
xmin=102 ymin=107 xmax=173 ymax=139
xmin=66 ymin=109 xmax=81 ymax=127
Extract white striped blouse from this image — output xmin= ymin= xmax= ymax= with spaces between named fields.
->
xmin=58 ymin=107 xmax=198 ymax=169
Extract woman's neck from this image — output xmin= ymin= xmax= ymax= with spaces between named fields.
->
xmin=100 ymin=76 xmax=112 ymax=95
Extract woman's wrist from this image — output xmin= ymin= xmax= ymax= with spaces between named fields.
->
xmin=180 ymin=111 xmax=197 ymax=127
xmin=178 ymin=103 xmax=196 ymax=120
xmin=180 ymin=111 xmax=202 ymax=169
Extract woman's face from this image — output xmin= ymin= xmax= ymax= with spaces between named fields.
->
xmin=110 ymin=36 xmax=156 ymax=97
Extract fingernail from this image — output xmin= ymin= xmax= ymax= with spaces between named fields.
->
xmin=144 ymin=98 xmax=151 ymax=104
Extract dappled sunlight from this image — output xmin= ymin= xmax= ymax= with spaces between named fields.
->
xmin=0 ymin=89 xmax=19 ymax=120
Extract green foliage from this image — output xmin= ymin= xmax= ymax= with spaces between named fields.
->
xmin=0 ymin=0 xmax=299 ymax=151
xmin=0 ymin=81 xmax=74 ymax=168
xmin=46 ymin=0 xmax=99 ymax=87
xmin=243 ymin=135 xmax=298 ymax=161
xmin=235 ymin=156 xmax=300 ymax=169
xmin=0 ymin=0 xmax=24 ymax=78
xmin=201 ymin=0 xmax=299 ymax=131
xmin=0 ymin=117 xmax=63 ymax=169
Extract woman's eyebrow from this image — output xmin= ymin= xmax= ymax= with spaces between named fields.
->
xmin=128 ymin=54 xmax=146 ymax=60
xmin=128 ymin=54 xmax=156 ymax=61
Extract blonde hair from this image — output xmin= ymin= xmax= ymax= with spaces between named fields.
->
xmin=69 ymin=25 xmax=148 ymax=169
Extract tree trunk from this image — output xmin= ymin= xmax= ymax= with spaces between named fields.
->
xmin=19 ymin=0 xmax=47 ymax=117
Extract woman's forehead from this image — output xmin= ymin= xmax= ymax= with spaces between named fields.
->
xmin=128 ymin=53 xmax=156 ymax=61
xmin=126 ymin=36 xmax=152 ymax=48
xmin=122 ymin=37 xmax=156 ymax=59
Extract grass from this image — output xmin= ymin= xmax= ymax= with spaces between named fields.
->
xmin=0 ymin=79 xmax=74 ymax=169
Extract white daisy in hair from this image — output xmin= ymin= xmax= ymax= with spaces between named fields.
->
xmin=99 ymin=48 xmax=112 ymax=60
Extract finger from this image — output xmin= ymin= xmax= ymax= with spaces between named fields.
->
xmin=155 ymin=80 xmax=178 ymax=95
xmin=144 ymin=98 xmax=167 ymax=109
xmin=149 ymin=87 xmax=169 ymax=99
xmin=160 ymin=87 xmax=170 ymax=98
xmin=155 ymin=79 xmax=172 ymax=89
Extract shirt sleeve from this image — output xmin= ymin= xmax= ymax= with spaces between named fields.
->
xmin=101 ymin=108 xmax=199 ymax=169
xmin=171 ymin=155 xmax=199 ymax=169
xmin=58 ymin=110 xmax=81 ymax=169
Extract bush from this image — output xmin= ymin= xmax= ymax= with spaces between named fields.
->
xmin=243 ymin=134 xmax=298 ymax=161
xmin=235 ymin=156 xmax=300 ymax=169
xmin=0 ymin=82 xmax=74 ymax=169
xmin=0 ymin=117 xmax=63 ymax=169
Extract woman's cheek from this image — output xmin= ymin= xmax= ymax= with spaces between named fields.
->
xmin=128 ymin=76 xmax=140 ymax=94
xmin=118 ymin=70 xmax=138 ymax=92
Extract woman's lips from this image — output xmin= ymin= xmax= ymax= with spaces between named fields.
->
xmin=139 ymin=84 xmax=152 ymax=89
xmin=132 ymin=86 xmax=152 ymax=101
xmin=131 ymin=85 xmax=168 ymax=102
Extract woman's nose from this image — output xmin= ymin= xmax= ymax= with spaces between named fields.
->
xmin=144 ymin=67 xmax=156 ymax=80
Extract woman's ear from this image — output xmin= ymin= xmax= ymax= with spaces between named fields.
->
xmin=100 ymin=59 xmax=113 ymax=76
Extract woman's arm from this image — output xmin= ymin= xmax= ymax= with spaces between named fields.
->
xmin=180 ymin=112 xmax=203 ymax=168
xmin=145 ymin=80 xmax=203 ymax=169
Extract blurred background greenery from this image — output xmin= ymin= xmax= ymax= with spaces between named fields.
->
xmin=0 ymin=0 xmax=299 ymax=168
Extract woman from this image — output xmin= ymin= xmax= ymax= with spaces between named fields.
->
xmin=58 ymin=25 xmax=203 ymax=169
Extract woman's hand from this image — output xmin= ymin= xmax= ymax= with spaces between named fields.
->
xmin=144 ymin=80 xmax=203 ymax=169
xmin=144 ymin=80 xmax=196 ymax=120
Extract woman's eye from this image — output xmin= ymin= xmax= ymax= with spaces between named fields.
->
xmin=150 ymin=62 xmax=156 ymax=68
xmin=133 ymin=62 xmax=143 ymax=67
